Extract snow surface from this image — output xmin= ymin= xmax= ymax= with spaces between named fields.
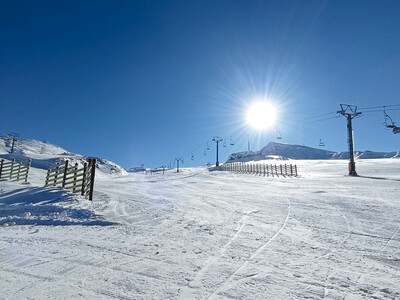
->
xmin=1 ymin=139 xmax=400 ymax=299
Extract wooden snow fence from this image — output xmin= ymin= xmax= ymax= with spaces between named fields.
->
xmin=45 ymin=158 xmax=96 ymax=200
xmin=0 ymin=158 xmax=31 ymax=182
xmin=221 ymin=162 xmax=298 ymax=177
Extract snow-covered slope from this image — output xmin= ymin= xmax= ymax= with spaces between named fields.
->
xmin=1 ymin=159 xmax=400 ymax=299
xmin=227 ymin=142 xmax=400 ymax=162
xmin=0 ymin=136 xmax=128 ymax=177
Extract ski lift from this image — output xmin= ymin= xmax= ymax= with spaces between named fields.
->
xmin=230 ymin=136 xmax=234 ymax=146
xmin=276 ymin=127 xmax=282 ymax=140
xmin=223 ymin=139 xmax=227 ymax=147
xmin=203 ymin=149 xmax=207 ymax=155
xmin=319 ymin=139 xmax=325 ymax=147
xmin=191 ymin=151 xmax=194 ymax=160
xmin=383 ymin=108 xmax=400 ymax=134
xmin=206 ymin=142 xmax=210 ymax=150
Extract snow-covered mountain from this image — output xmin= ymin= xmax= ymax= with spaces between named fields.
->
xmin=227 ymin=142 xmax=400 ymax=162
xmin=0 ymin=136 xmax=128 ymax=176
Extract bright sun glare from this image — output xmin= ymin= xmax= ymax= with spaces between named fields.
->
xmin=246 ymin=101 xmax=276 ymax=130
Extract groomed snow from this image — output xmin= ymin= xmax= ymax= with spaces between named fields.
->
xmin=1 ymin=157 xmax=400 ymax=299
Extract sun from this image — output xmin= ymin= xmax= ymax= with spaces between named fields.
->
xmin=246 ymin=101 xmax=276 ymax=130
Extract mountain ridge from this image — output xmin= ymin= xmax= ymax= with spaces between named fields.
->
xmin=227 ymin=142 xmax=400 ymax=162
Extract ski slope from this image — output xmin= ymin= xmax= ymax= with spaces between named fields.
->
xmin=1 ymin=140 xmax=400 ymax=299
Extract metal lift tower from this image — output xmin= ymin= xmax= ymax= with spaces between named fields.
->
xmin=337 ymin=104 xmax=362 ymax=176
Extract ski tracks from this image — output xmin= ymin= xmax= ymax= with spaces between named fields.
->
xmin=181 ymin=197 xmax=291 ymax=300
xmin=207 ymin=198 xmax=291 ymax=299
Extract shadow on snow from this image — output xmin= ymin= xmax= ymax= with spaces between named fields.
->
xmin=0 ymin=186 xmax=114 ymax=226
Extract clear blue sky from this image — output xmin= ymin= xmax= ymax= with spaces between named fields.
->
xmin=1 ymin=0 xmax=400 ymax=168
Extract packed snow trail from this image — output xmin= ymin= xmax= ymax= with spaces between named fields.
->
xmin=1 ymin=161 xmax=400 ymax=299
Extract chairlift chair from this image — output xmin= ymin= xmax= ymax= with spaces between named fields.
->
xmin=206 ymin=142 xmax=210 ymax=150
xmin=276 ymin=127 xmax=282 ymax=139
xmin=191 ymin=151 xmax=194 ymax=160
xmin=230 ymin=136 xmax=234 ymax=146
xmin=319 ymin=139 xmax=325 ymax=147
xmin=383 ymin=109 xmax=400 ymax=134
xmin=223 ymin=139 xmax=227 ymax=147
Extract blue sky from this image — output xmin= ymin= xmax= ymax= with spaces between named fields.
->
xmin=1 ymin=0 xmax=400 ymax=168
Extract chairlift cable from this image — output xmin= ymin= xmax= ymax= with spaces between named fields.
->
xmin=359 ymin=104 xmax=400 ymax=110
xmin=305 ymin=115 xmax=341 ymax=123
xmin=362 ymin=108 xmax=400 ymax=113
xmin=303 ymin=111 xmax=337 ymax=121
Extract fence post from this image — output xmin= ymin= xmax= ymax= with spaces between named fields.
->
xmin=88 ymin=158 xmax=96 ymax=201
xmin=0 ymin=159 xmax=3 ymax=179
xmin=72 ymin=163 xmax=78 ymax=193
xmin=25 ymin=159 xmax=31 ymax=183
xmin=81 ymin=162 xmax=87 ymax=196
xmin=45 ymin=168 xmax=50 ymax=186
xmin=62 ymin=160 xmax=69 ymax=187
xmin=16 ymin=162 xmax=21 ymax=181
xmin=9 ymin=159 xmax=15 ymax=180
xmin=295 ymin=165 xmax=298 ymax=177
xmin=290 ymin=164 xmax=293 ymax=176
xmin=53 ymin=163 xmax=60 ymax=186
xmin=280 ymin=164 xmax=283 ymax=176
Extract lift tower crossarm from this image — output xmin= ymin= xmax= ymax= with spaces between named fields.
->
xmin=337 ymin=104 xmax=362 ymax=176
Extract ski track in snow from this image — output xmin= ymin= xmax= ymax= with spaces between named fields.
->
xmin=207 ymin=197 xmax=291 ymax=299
